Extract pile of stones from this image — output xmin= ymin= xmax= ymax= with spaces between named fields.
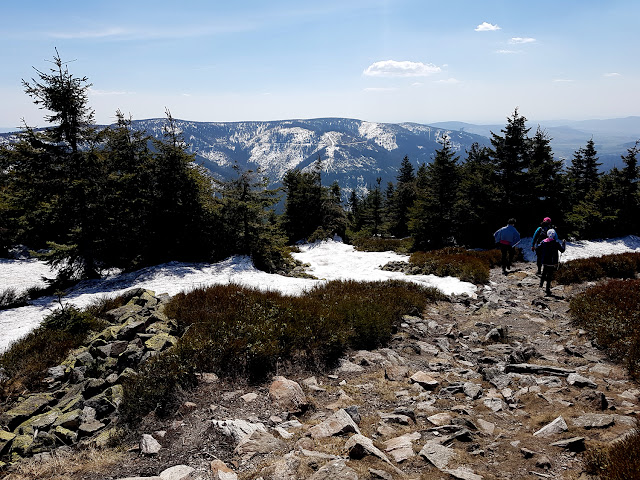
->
xmin=0 ymin=288 xmax=179 ymax=465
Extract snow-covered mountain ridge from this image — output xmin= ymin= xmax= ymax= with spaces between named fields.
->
xmin=130 ymin=117 xmax=488 ymax=191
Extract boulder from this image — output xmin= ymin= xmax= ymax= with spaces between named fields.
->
xmin=345 ymin=434 xmax=391 ymax=464
xmin=258 ymin=453 xmax=300 ymax=480
xmin=159 ymin=465 xmax=195 ymax=480
xmin=269 ymin=376 xmax=308 ymax=413
xmin=567 ymin=373 xmax=598 ymax=389
xmin=0 ymin=393 xmax=53 ymax=431
xmin=0 ymin=431 xmax=16 ymax=456
xmin=140 ymin=433 xmax=162 ymax=455
xmin=309 ymin=409 xmax=361 ymax=439
xmin=383 ymin=432 xmax=421 ymax=463
xmin=572 ymin=414 xmax=615 ymax=429
xmin=419 ymin=440 xmax=456 ymax=470
xmin=308 ymin=459 xmax=358 ymax=480
xmin=211 ymin=459 xmax=238 ymax=480
xmin=550 ymin=437 xmax=586 ymax=452
xmin=533 ymin=417 xmax=568 ymax=438
xmin=211 ymin=419 xmax=267 ymax=443
xmin=410 ymin=371 xmax=439 ymax=390
xmin=235 ymin=429 xmax=286 ymax=460
xmin=53 ymin=426 xmax=78 ymax=445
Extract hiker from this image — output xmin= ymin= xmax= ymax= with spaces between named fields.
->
xmin=531 ymin=217 xmax=554 ymax=275
xmin=494 ymin=218 xmax=521 ymax=275
xmin=536 ymin=228 xmax=566 ymax=296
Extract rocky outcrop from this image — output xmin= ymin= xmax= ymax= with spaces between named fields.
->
xmin=0 ymin=289 xmax=177 ymax=463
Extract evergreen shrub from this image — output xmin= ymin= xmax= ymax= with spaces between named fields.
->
xmin=119 ymin=280 xmax=444 ymax=423
xmin=352 ymin=236 xmax=412 ymax=253
xmin=556 ymin=252 xmax=640 ymax=285
xmin=409 ymin=247 xmax=499 ymax=284
xmin=569 ymin=279 xmax=640 ymax=377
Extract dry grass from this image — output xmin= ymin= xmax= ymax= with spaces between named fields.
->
xmin=3 ymin=447 xmax=127 ymax=480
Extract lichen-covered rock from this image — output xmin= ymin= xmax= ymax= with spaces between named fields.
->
xmin=14 ymin=410 xmax=59 ymax=435
xmin=11 ymin=434 xmax=34 ymax=456
xmin=53 ymin=409 xmax=82 ymax=430
xmin=144 ymin=333 xmax=178 ymax=352
xmin=0 ymin=393 xmax=53 ymax=431
xmin=0 ymin=431 xmax=16 ymax=456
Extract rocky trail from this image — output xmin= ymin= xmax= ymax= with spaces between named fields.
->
xmin=3 ymin=261 xmax=638 ymax=480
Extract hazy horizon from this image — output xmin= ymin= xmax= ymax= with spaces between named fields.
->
xmin=1 ymin=1 xmax=639 ymax=129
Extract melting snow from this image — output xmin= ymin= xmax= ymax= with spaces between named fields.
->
xmin=2 ymin=236 xmax=640 ymax=352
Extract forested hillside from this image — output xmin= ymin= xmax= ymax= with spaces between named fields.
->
xmin=2 ymin=54 xmax=639 ymax=285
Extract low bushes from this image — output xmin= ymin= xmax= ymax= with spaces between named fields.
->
xmin=556 ymin=252 xmax=640 ymax=285
xmin=409 ymin=247 xmax=501 ymax=284
xmin=119 ymin=280 xmax=444 ymax=423
xmin=571 ymin=278 xmax=640 ymax=476
xmin=351 ymin=236 xmax=412 ymax=254
xmin=569 ymin=279 xmax=640 ymax=378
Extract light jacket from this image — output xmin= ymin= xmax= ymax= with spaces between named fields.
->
xmin=494 ymin=224 xmax=521 ymax=246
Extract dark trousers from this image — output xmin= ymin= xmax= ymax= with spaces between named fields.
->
xmin=499 ymin=244 xmax=514 ymax=271
xmin=540 ymin=265 xmax=557 ymax=292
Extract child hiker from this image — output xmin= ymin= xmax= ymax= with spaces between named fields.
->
xmin=535 ymin=228 xmax=566 ymax=296
xmin=531 ymin=217 xmax=554 ymax=275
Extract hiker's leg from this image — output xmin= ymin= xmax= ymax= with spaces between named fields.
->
xmin=500 ymin=245 xmax=508 ymax=273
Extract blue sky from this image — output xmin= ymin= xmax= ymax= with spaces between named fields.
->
xmin=1 ymin=0 xmax=638 ymax=129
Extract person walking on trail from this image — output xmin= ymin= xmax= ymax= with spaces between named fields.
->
xmin=494 ymin=218 xmax=521 ymax=275
xmin=532 ymin=217 xmax=554 ymax=275
xmin=536 ymin=228 xmax=566 ymax=296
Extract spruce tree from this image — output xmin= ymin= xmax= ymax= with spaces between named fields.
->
xmin=409 ymin=136 xmax=460 ymax=250
xmin=618 ymin=141 xmax=640 ymax=234
xmin=17 ymin=51 xmax=101 ymax=278
xmin=567 ymin=139 xmax=602 ymax=237
xmin=528 ymin=127 xmax=566 ymax=227
xmin=455 ymin=143 xmax=499 ymax=247
xmin=387 ymin=155 xmax=416 ymax=238
xmin=489 ymin=108 xmax=532 ymax=220
xmin=216 ymin=165 xmax=284 ymax=270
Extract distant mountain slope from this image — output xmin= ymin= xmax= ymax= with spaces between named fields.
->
xmin=2 ymin=116 xmax=637 ymax=191
xmin=130 ymin=117 xmax=488 ymax=192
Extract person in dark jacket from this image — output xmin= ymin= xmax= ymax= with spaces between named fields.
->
xmin=536 ymin=228 xmax=566 ymax=296
xmin=531 ymin=217 xmax=554 ymax=275
xmin=494 ymin=218 xmax=521 ymax=275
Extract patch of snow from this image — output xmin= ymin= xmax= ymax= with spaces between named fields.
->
xmin=357 ymin=122 xmax=398 ymax=151
xmin=521 ymin=235 xmax=640 ymax=263
xmin=3 ymin=236 xmax=640 ymax=353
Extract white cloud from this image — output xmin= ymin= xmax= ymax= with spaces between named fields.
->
xmin=50 ymin=28 xmax=128 ymax=39
xmin=510 ymin=37 xmax=536 ymax=44
xmin=604 ymin=72 xmax=621 ymax=77
xmin=496 ymin=49 xmax=520 ymax=54
xmin=89 ymin=88 xmax=134 ymax=96
xmin=363 ymin=87 xmax=398 ymax=92
xmin=436 ymin=78 xmax=461 ymax=84
xmin=475 ymin=22 xmax=501 ymax=32
xmin=363 ymin=60 xmax=441 ymax=77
